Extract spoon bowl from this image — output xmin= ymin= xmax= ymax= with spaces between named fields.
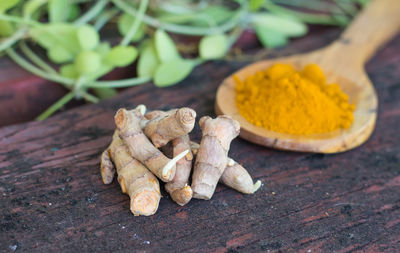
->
xmin=215 ymin=0 xmax=400 ymax=153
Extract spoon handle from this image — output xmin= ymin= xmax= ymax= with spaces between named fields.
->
xmin=327 ymin=0 xmax=400 ymax=66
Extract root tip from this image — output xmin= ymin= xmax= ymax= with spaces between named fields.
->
xmin=136 ymin=104 xmax=146 ymax=115
xmin=253 ymin=180 xmax=262 ymax=193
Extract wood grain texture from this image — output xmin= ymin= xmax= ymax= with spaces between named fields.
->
xmin=216 ymin=0 xmax=400 ymax=153
xmin=1 ymin=28 xmax=400 ymax=252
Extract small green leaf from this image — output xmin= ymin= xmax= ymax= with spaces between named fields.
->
xmin=92 ymin=87 xmax=118 ymax=99
xmin=48 ymin=45 xmax=74 ymax=63
xmin=67 ymin=4 xmax=80 ymax=21
xmin=199 ymin=34 xmax=228 ymax=60
xmin=154 ymin=59 xmax=194 ymax=87
xmin=0 ymin=20 xmax=14 ymax=37
xmin=138 ymin=42 xmax=159 ymax=78
xmin=74 ymin=51 xmax=101 ymax=75
xmin=95 ymin=42 xmax=111 ymax=56
xmin=60 ymin=64 xmax=79 ymax=79
xmin=117 ymin=13 xmax=145 ymax=42
xmin=117 ymin=13 xmax=133 ymax=35
xmin=49 ymin=0 xmax=70 ymax=23
xmin=104 ymin=45 xmax=138 ymax=67
xmin=154 ymin=29 xmax=180 ymax=62
xmin=0 ymin=0 xmax=20 ymax=12
xmin=251 ymin=13 xmax=307 ymax=37
xmin=77 ymin=25 xmax=99 ymax=50
xmin=31 ymin=24 xmax=80 ymax=55
xmin=250 ymin=0 xmax=265 ymax=12
xmin=254 ymin=25 xmax=288 ymax=48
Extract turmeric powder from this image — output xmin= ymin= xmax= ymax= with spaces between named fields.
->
xmin=235 ymin=63 xmax=355 ymax=135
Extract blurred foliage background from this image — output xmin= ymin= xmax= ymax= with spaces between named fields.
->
xmin=0 ymin=0 xmax=368 ymax=119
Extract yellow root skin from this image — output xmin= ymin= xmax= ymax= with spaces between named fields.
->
xmin=191 ymin=141 xmax=261 ymax=195
xmin=220 ymin=161 xmax=262 ymax=194
xmin=102 ymin=130 xmax=161 ymax=216
xmin=131 ymin=188 xmax=161 ymax=216
xmin=169 ymin=185 xmax=193 ymax=206
xmin=144 ymin=108 xmax=196 ymax=148
xmin=100 ymin=149 xmax=115 ymax=184
xmin=192 ymin=116 xmax=240 ymax=200
xmin=165 ymin=135 xmax=194 ymax=205
xmin=115 ymin=107 xmax=176 ymax=182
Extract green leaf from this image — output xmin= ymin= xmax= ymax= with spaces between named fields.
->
xmin=194 ymin=6 xmax=234 ymax=26
xmin=24 ymin=0 xmax=47 ymax=18
xmin=154 ymin=59 xmax=194 ymax=87
xmin=137 ymin=42 xmax=159 ymax=78
xmin=31 ymin=24 xmax=80 ymax=55
xmin=48 ymin=45 xmax=74 ymax=63
xmin=104 ymin=45 xmax=138 ymax=67
xmin=0 ymin=20 xmax=14 ymax=37
xmin=250 ymin=0 xmax=265 ymax=11
xmin=67 ymin=4 xmax=80 ymax=21
xmin=85 ymin=64 xmax=113 ymax=81
xmin=251 ymin=13 xmax=307 ymax=37
xmin=357 ymin=0 xmax=370 ymax=7
xmin=60 ymin=64 xmax=79 ymax=79
xmin=199 ymin=34 xmax=228 ymax=60
xmin=49 ymin=0 xmax=70 ymax=23
xmin=74 ymin=51 xmax=101 ymax=75
xmin=117 ymin=13 xmax=145 ymax=42
xmin=0 ymin=0 xmax=20 ymax=12
xmin=254 ymin=25 xmax=288 ymax=48
xmin=77 ymin=25 xmax=99 ymax=50
xmin=95 ymin=42 xmax=111 ymax=56
xmin=154 ymin=29 xmax=180 ymax=62
xmin=92 ymin=87 xmax=118 ymax=99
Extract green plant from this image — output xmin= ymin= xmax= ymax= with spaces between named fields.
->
xmin=0 ymin=0 xmax=367 ymax=120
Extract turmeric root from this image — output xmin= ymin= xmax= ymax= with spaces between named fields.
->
xmin=221 ymin=159 xmax=262 ymax=194
xmin=191 ymin=115 xmax=240 ymax=200
xmin=100 ymin=131 xmax=161 ymax=216
xmin=190 ymin=142 xmax=261 ymax=194
xmin=143 ymin=108 xmax=196 ymax=148
xmin=115 ymin=106 xmax=187 ymax=182
xmin=100 ymin=149 xmax=115 ymax=184
xmin=146 ymin=111 xmax=194 ymax=205
xmin=165 ymin=135 xmax=193 ymax=206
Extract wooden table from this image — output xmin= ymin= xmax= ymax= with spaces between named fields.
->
xmin=1 ymin=28 xmax=399 ymax=252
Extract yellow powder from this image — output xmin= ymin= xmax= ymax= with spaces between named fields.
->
xmin=235 ymin=63 xmax=355 ymax=135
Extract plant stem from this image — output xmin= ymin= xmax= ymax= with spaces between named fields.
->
xmin=157 ymin=13 xmax=217 ymax=28
xmin=36 ymin=92 xmax=75 ymax=120
xmin=112 ymin=0 xmax=247 ymax=35
xmin=6 ymin=48 xmax=74 ymax=87
xmin=69 ymin=0 xmax=94 ymax=3
xmin=272 ymin=0 xmax=343 ymax=14
xmin=81 ymin=92 xmax=100 ymax=103
xmin=121 ymin=0 xmax=148 ymax=46
xmin=0 ymin=13 xmax=42 ymax=27
xmin=0 ymin=28 xmax=26 ymax=52
xmin=74 ymin=0 xmax=109 ymax=26
xmin=227 ymin=27 xmax=244 ymax=49
xmin=94 ymin=8 xmax=119 ymax=30
xmin=6 ymin=47 xmax=99 ymax=101
xmin=264 ymin=1 xmax=349 ymax=26
xmin=334 ymin=0 xmax=358 ymax=16
xmin=19 ymin=41 xmax=57 ymax=74
xmin=86 ymin=76 xmax=151 ymax=88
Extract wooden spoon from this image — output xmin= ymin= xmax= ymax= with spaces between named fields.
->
xmin=215 ymin=0 xmax=400 ymax=153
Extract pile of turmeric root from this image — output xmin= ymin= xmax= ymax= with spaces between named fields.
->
xmin=100 ymin=105 xmax=261 ymax=216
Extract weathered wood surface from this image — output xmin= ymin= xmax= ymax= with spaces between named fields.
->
xmin=1 ymin=28 xmax=399 ymax=252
